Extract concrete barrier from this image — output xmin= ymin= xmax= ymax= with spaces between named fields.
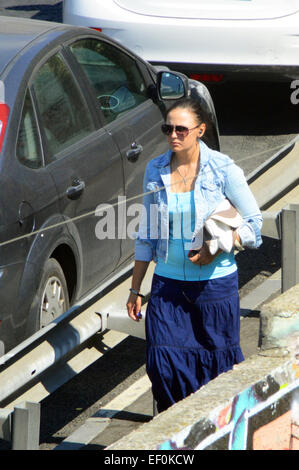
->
xmin=108 ymin=284 xmax=299 ymax=451
xmin=260 ymin=283 xmax=299 ymax=352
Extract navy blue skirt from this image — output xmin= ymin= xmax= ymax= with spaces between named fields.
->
xmin=145 ymin=270 xmax=244 ymax=413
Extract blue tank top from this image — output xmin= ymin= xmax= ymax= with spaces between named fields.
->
xmin=155 ymin=190 xmax=237 ymax=281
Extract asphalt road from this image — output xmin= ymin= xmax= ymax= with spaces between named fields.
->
xmin=0 ymin=0 xmax=297 ymax=450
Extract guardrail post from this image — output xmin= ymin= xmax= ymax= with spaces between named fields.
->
xmin=0 ymin=408 xmax=12 ymax=443
xmin=281 ymin=204 xmax=299 ymax=293
xmin=12 ymin=402 xmax=40 ymax=450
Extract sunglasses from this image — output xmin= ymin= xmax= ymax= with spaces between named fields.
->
xmin=161 ymin=124 xmax=200 ymax=138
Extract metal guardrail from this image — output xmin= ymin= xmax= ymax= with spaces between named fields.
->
xmin=247 ymin=202 xmax=299 ymax=296
xmin=249 ymin=136 xmax=299 ymax=292
xmin=0 ymin=261 xmax=154 ymax=449
xmin=267 ymin=204 xmax=298 ymax=292
xmin=0 ymin=401 xmax=40 ymax=450
xmin=0 ymin=303 xmax=104 ymax=449
xmin=261 ymin=204 xmax=299 ymax=292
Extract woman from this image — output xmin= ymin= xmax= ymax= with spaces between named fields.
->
xmin=126 ymin=98 xmax=263 ymax=413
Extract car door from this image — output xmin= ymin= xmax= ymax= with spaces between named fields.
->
xmin=31 ymin=50 xmax=124 ymax=294
xmin=67 ymin=37 xmax=168 ymax=265
xmin=0 ymin=88 xmax=62 ymax=341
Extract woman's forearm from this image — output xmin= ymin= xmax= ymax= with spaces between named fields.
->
xmin=131 ymin=260 xmax=150 ymax=292
xmin=225 ymin=164 xmax=263 ymax=249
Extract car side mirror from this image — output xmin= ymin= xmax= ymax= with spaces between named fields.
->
xmin=157 ymin=71 xmax=189 ymax=100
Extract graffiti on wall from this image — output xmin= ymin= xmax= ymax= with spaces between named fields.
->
xmin=158 ymin=358 xmax=299 ymax=451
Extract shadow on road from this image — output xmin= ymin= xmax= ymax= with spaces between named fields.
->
xmin=207 ymin=81 xmax=299 ymax=136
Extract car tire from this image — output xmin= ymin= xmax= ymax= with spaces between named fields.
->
xmin=34 ymin=258 xmax=70 ymax=329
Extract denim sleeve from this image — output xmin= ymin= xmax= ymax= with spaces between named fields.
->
xmin=224 ymin=161 xmax=263 ymax=249
xmin=134 ymin=164 xmax=158 ymax=261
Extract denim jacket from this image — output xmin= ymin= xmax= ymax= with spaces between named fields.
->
xmin=135 ymin=140 xmax=263 ymax=263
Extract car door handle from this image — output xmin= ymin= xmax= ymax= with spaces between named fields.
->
xmin=126 ymin=142 xmax=143 ymax=163
xmin=66 ymin=179 xmax=85 ymax=200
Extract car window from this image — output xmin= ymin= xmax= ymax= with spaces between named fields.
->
xmin=69 ymin=38 xmax=148 ymax=124
xmin=32 ymin=53 xmax=94 ymax=158
xmin=17 ymin=90 xmax=43 ymax=169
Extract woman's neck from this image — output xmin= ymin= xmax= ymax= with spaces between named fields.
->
xmin=174 ymin=141 xmax=200 ymax=166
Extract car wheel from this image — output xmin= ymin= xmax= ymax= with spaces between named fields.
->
xmin=37 ymin=258 xmax=70 ymax=329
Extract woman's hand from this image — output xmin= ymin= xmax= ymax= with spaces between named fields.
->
xmin=126 ymin=261 xmax=149 ymax=322
xmin=126 ymin=293 xmax=142 ymax=322
xmin=188 ymin=243 xmax=221 ymax=265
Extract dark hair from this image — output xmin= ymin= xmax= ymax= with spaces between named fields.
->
xmin=165 ymin=97 xmax=206 ymax=124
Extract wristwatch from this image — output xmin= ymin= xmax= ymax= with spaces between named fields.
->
xmin=129 ymin=288 xmax=145 ymax=298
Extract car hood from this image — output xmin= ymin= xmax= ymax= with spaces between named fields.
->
xmin=113 ymin=0 xmax=299 ymax=20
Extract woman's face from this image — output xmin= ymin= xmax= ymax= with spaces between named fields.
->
xmin=166 ymin=107 xmax=206 ymax=154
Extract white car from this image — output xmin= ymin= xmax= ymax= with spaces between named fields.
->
xmin=63 ymin=0 xmax=299 ymax=84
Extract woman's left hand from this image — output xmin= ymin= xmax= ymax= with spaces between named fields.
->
xmin=188 ymin=243 xmax=221 ymax=265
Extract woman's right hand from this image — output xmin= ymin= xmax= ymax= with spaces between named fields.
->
xmin=126 ymin=293 xmax=142 ymax=322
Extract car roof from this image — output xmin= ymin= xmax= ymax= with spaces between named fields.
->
xmin=0 ymin=16 xmax=74 ymax=76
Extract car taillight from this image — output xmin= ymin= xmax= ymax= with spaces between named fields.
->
xmin=90 ymin=27 xmax=102 ymax=32
xmin=0 ymin=103 xmax=9 ymax=153
xmin=189 ymin=73 xmax=224 ymax=83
